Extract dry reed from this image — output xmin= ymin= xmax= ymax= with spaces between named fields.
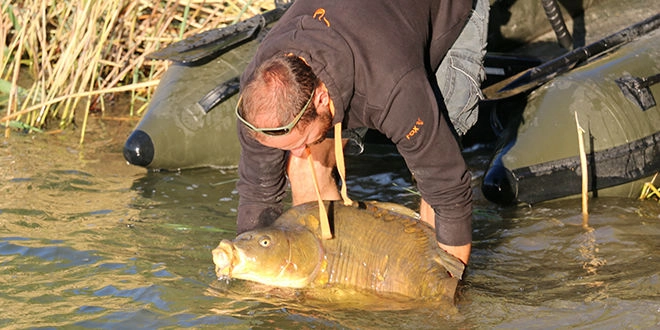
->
xmin=1 ymin=0 xmax=275 ymax=143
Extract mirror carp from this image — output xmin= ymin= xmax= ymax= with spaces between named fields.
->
xmin=212 ymin=201 xmax=465 ymax=303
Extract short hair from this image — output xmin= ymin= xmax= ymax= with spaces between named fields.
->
xmin=240 ymin=55 xmax=320 ymax=131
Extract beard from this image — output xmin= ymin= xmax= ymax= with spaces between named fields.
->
xmin=309 ymin=111 xmax=334 ymax=145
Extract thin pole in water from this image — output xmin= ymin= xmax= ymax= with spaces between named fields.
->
xmin=575 ymin=112 xmax=589 ymax=228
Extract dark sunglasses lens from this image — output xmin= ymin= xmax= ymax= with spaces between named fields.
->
xmin=261 ymin=128 xmax=291 ymax=136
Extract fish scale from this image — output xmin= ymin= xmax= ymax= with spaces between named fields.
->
xmin=320 ymin=203 xmax=441 ymax=295
xmin=324 ymin=231 xmax=389 ymax=291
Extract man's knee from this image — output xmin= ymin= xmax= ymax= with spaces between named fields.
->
xmin=436 ymin=0 xmax=489 ymax=136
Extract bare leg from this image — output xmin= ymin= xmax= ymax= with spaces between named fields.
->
xmin=287 ymin=138 xmax=341 ymax=205
xmin=420 ymin=198 xmax=471 ymax=265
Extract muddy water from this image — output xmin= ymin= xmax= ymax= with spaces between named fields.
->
xmin=1 ymin=125 xmax=659 ymax=329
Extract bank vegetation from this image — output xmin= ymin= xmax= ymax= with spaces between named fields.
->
xmin=1 ymin=0 xmax=274 ymax=142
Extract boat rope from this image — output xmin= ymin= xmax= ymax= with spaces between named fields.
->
xmin=307 ymin=98 xmax=353 ymax=240
xmin=330 ymin=99 xmax=354 ymax=207
xmin=307 ymin=150 xmax=333 ymax=239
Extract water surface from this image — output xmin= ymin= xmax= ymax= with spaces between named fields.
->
xmin=1 ymin=128 xmax=658 ymax=329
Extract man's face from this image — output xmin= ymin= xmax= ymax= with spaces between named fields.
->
xmin=256 ymin=108 xmax=333 ymax=157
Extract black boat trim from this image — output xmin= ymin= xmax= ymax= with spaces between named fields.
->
xmin=509 ymin=131 xmax=660 ymax=204
xmin=197 ymin=77 xmax=240 ymax=113
xmin=146 ymin=5 xmax=290 ymax=64
xmin=483 ymin=13 xmax=660 ymax=100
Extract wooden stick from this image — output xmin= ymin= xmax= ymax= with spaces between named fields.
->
xmin=575 ymin=112 xmax=589 ymax=228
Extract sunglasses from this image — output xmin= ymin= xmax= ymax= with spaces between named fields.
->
xmin=235 ymin=90 xmax=315 ymax=136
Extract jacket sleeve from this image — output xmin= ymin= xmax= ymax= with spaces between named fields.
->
xmin=379 ymin=68 xmax=472 ymax=246
xmin=235 ymin=122 xmax=288 ymax=233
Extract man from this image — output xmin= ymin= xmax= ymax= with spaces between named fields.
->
xmin=234 ymin=0 xmax=488 ymax=267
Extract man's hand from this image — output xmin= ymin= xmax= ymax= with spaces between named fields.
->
xmin=438 ymin=242 xmax=470 ymax=265
xmin=420 ymin=199 xmax=471 ymax=265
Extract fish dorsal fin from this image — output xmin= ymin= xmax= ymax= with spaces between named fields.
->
xmin=366 ymin=201 xmax=420 ymax=220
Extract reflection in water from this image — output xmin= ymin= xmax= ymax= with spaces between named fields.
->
xmin=1 ymin=131 xmax=659 ymax=328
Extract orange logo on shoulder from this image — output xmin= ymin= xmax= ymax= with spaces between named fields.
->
xmin=313 ymin=8 xmax=330 ymax=27
xmin=405 ymin=118 xmax=424 ymax=140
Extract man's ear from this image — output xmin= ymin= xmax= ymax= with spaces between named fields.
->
xmin=314 ymin=83 xmax=331 ymax=112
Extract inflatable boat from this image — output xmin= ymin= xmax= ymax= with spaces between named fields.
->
xmin=122 ymin=5 xmax=289 ymax=169
xmin=482 ymin=14 xmax=660 ymax=205
xmin=123 ymin=0 xmax=660 ymax=205
xmin=123 ymin=0 xmax=604 ymax=170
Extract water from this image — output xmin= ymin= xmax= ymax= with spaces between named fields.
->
xmin=1 ymin=126 xmax=659 ymax=329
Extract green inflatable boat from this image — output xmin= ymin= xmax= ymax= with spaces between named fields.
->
xmin=123 ymin=0 xmax=659 ymax=205
xmin=482 ymin=13 xmax=660 ymax=205
xmin=122 ymin=5 xmax=289 ymax=169
xmin=123 ymin=0 xmax=602 ymax=170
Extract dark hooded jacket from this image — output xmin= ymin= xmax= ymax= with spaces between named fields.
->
xmin=237 ymin=0 xmax=473 ymax=246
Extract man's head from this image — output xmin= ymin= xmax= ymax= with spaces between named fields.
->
xmin=237 ymin=55 xmax=334 ymax=157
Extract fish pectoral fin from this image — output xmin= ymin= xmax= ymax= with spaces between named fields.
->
xmin=434 ymin=253 xmax=465 ymax=280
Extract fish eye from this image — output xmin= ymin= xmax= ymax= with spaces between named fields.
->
xmin=258 ymin=236 xmax=271 ymax=248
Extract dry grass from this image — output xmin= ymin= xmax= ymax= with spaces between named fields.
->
xmin=1 ymin=0 xmax=275 ymax=143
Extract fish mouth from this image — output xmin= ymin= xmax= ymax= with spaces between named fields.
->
xmin=212 ymin=240 xmax=236 ymax=279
